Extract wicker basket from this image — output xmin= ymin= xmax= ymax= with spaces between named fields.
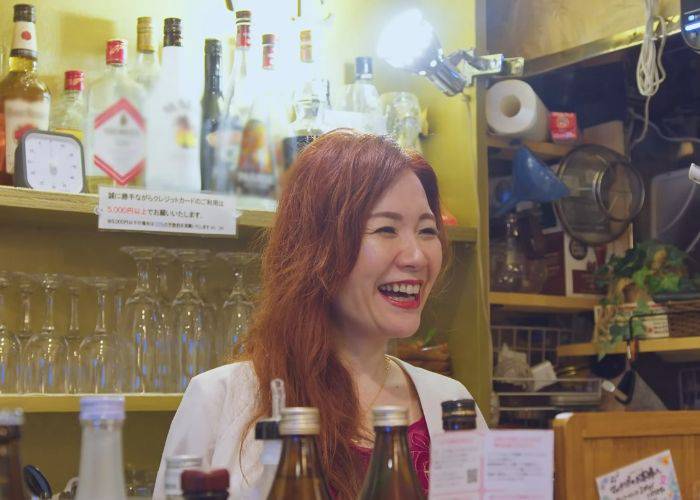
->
xmin=665 ymin=300 xmax=700 ymax=337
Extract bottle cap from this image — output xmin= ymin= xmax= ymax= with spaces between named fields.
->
xmin=164 ymin=17 xmax=182 ymax=47
xmin=137 ymin=16 xmax=152 ymax=32
xmin=106 ymin=39 xmax=127 ymax=65
xmin=137 ymin=17 xmax=155 ymax=53
xmin=372 ymin=405 xmax=409 ymax=427
xmin=181 ymin=469 xmax=229 ymax=493
xmin=64 ymin=70 xmax=84 ymax=91
xmin=0 ymin=409 xmax=23 ymax=426
xmin=205 ymin=38 xmax=222 ymax=54
xmin=13 ymin=4 xmax=35 ymax=23
xmin=235 ymin=10 xmax=251 ymax=22
xmin=166 ymin=455 xmax=203 ymax=469
xmin=355 ymin=56 xmax=373 ymax=79
xmin=79 ymin=395 xmax=125 ymax=421
xmin=255 ymin=419 xmax=280 ymax=440
xmin=279 ymin=407 xmax=320 ymax=436
xmin=441 ymin=398 xmax=476 ymax=416
xmin=300 ymin=29 xmax=312 ymax=43
xmin=262 ymin=34 xmax=275 ymax=45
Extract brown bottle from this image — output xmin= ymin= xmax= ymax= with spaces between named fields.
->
xmin=358 ymin=406 xmax=425 ymax=500
xmin=266 ymin=407 xmax=331 ymax=500
xmin=0 ymin=4 xmax=51 ymax=185
xmin=181 ymin=468 xmax=229 ymax=500
xmin=441 ymin=399 xmax=477 ymax=431
xmin=0 ymin=409 xmax=26 ymax=500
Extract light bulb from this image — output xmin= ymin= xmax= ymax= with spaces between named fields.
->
xmin=377 ymin=9 xmax=436 ymax=71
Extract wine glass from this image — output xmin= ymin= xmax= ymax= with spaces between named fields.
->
xmin=120 ymin=246 xmax=161 ymax=393
xmin=172 ymin=249 xmax=209 ymax=391
xmin=23 ymin=273 xmax=69 ymax=393
xmin=153 ymin=248 xmax=177 ymax=392
xmin=78 ymin=277 xmax=127 ymax=393
xmin=11 ymin=272 xmax=37 ymax=349
xmin=110 ymin=277 xmax=132 ymax=334
xmin=216 ymin=252 xmax=257 ymax=365
xmin=0 ymin=271 xmax=20 ymax=393
xmin=65 ymin=275 xmax=84 ymax=394
xmin=193 ymin=250 xmax=217 ymax=369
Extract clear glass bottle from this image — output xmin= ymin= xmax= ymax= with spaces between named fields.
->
xmin=75 ymin=396 xmax=127 ymax=500
xmin=50 ymin=70 xmax=86 ymax=143
xmin=201 ymin=39 xmax=223 ymax=191
xmin=165 ymin=455 xmax=202 ymax=499
xmin=358 ymin=406 xmax=425 ymax=500
xmin=213 ymin=10 xmax=254 ymax=192
xmin=289 ymin=30 xmax=327 ymax=142
xmin=339 ymin=56 xmax=383 ymax=133
xmin=131 ymin=17 xmax=160 ymax=92
xmin=86 ymin=39 xmax=147 ymax=192
xmin=146 ymin=18 xmax=201 ymax=192
xmin=491 ymin=212 xmax=527 ymax=292
xmin=0 ymin=409 xmax=26 ymax=500
xmin=0 ymin=4 xmax=50 ymax=185
xmin=267 ymin=407 xmax=331 ymax=500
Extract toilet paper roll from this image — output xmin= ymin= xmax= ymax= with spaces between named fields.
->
xmin=486 ymin=79 xmax=549 ymax=142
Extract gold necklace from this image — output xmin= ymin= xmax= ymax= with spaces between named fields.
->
xmin=365 ymin=355 xmax=391 ymax=411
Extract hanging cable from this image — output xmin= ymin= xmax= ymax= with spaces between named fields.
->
xmin=631 ymin=0 xmax=667 ymax=150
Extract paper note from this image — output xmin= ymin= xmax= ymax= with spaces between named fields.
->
xmin=97 ymin=186 xmax=238 ymax=236
xmin=596 ymin=450 xmax=681 ymax=500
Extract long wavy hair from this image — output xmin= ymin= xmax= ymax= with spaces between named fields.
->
xmin=244 ymin=130 xmax=448 ymax=498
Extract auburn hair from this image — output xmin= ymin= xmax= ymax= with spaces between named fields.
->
xmin=244 ymin=129 xmax=448 ymax=498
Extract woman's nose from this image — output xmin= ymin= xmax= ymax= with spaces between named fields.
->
xmin=395 ymin=236 xmax=428 ymax=269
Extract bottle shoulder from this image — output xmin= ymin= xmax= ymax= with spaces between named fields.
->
xmin=0 ymin=71 xmax=51 ymax=99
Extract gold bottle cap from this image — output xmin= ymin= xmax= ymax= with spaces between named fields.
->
xmin=300 ymin=29 xmax=312 ymax=42
xmin=236 ymin=10 xmax=251 ymax=21
xmin=372 ymin=406 xmax=409 ymax=427
xmin=262 ymin=34 xmax=275 ymax=45
xmin=280 ymin=407 xmax=320 ymax=436
xmin=137 ymin=16 xmax=155 ymax=53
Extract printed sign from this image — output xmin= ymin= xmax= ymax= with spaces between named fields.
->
xmin=97 ymin=186 xmax=238 ymax=236
xmin=596 ymin=450 xmax=681 ymax=500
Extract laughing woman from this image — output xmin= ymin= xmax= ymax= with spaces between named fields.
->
xmin=154 ymin=130 xmax=486 ymax=499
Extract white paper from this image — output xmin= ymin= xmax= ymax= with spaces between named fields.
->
xmin=430 ymin=432 xmax=483 ymax=499
xmin=596 ymin=450 xmax=680 ymax=500
xmin=97 ymin=186 xmax=238 ymax=236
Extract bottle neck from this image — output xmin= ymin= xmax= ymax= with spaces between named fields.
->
xmin=275 ymin=434 xmax=327 ymax=482
xmin=76 ymin=420 xmax=126 ymax=500
xmin=160 ymin=45 xmax=183 ymax=74
xmin=0 ymin=428 xmax=24 ymax=500
xmin=204 ymin=50 xmax=222 ymax=95
xmin=106 ymin=63 xmax=127 ymax=75
xmin=361 ymin=426 xmax=422 ymax=496
xmin=136 ymin=50 xmax=158 ymax=67
xmin=9 ymin=19 xmax=38 ymax=72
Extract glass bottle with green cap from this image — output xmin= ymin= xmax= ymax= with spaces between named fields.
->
xmin=267 ymin=407 xmax=331 ymax=499
xmin=0 ymin=408 xmax=26 ymax=500
xmin=358 ymin=405 xmax=425 ymax=500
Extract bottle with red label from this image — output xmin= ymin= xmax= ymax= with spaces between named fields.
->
xmin=86 ymin=39 xmax=147 ymax=193
xmin=0 ymin=3 xmax=51 ymax=186
xmin=50 ymin=70 xmax=87 ymax=143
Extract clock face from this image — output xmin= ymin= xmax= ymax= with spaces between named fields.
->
xmin=24 ymin=132 xmax=83 ymax=193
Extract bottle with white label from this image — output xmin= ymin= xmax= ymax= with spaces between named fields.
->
xmin=86 ymin=39 xmax=147 ymax=193
xmin=146 ymin=18 xmax=201 ymax=192
xmin=0 ymin=3 xmax=50 ymax=186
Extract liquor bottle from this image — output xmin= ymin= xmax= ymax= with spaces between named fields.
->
xmin=235 ymin=33 xmax=285 ymax=208
xmin=0 ymin=409 xmax=26 ymax=500
xmin=86 ymin=39 xmax=147 ymax=192
xmin=213 ymin=10 xmax=253 ymax=192
xmin=492 ymin=212 xmax=527 ymax=292
xmin=181 ymin=469 xmax=230 ymax=500
xmin=131 ymin=17 xmax=160 ymax=92
xmin=358 ymin=406 xmax=425 ymax=500
xmin=339 ymin=57 xmax=385 ymax=134
xmin=146 ymin=18 xmax=201 ymax=192
xmin=75 ymin=396 xmax=127 ymax=500
xmin=50 ymin=70 xmax=87 ymax=142
xmin=201 ymin=39 xmax=223 ymax=191
xmin=245 ymin=419 xmax=282 ymax=499
xmin=165 ymin=455 xmax=203 ymax=499
xmin=0 ymin=3 xmax=51 ymax=185
xmin=441 ymin=398 xmax=477 ymax=431
xmin=267 ymin=407 xmax=331 ymax=500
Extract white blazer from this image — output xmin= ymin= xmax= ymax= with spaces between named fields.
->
xmin=153 ymin=357 xmax=487 ymax=499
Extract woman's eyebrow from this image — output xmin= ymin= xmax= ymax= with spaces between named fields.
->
xmin=369 ymin=211 xmax=435 ymax=221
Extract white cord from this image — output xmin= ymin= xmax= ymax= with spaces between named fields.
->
xmin=628 ymin=108 xmax=700 ymax=147
xmin=631 ymin=0 xmax=667 ymax=149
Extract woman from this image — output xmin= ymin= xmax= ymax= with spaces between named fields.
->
xmin=154 ymin=130 xmax=486 ymax=499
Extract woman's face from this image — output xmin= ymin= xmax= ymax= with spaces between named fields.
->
xmin=333 ymin=170 xmax=443 ymax=341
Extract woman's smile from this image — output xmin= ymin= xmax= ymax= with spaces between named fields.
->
xmin=377 ymin=279 xmax=423 ymax=309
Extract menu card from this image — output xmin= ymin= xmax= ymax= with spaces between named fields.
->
xmin=596 ymin=450 xmax=681 ymax=500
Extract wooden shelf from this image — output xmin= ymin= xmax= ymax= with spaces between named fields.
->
xmin=558 ymin=337 xmax=700 ymax=363
xmin=489 ymin=292 xmax=598 ymax=313
xmin=0 ymin=186 xmax=477 ymax=242
xmin=486 ymin=135 xmax=575 ymax=161
xmin=0 ymin=394 xmax=183 ymax=413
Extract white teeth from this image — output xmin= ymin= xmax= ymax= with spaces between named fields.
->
xmin=379 ymin=282 xmax=422 ymax=295
xmin=399 ymin=283 xmax=407 ymax=293
xmin=392 ymin=283 xmax=400 ymax=292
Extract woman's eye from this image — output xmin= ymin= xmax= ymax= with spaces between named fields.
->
xmin=373 ymin=226 xmax=397 ymax=234
xmin=420 ymin=227 xmax=439 ymax=236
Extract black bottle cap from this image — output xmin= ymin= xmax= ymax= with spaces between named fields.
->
xmin=355 ymin=56 xmax=373 ymax=78
xmin=164 ymin=17 xmax=182 ymax=47
xmin=205 ymin=38 xmax=222 ymax=54
xmin=14 ymin=4 xmax=35 ymax=23
xmin=441 ymin=399 xmax=476 ymax=414
xmin=255 ymin=419 xmax=280 ymax=440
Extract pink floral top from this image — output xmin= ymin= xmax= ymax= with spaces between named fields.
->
xmin=353 ymin=416 xmax=431 ymax=495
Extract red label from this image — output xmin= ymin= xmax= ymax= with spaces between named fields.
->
xmin=21 ymin=30 xmax=31 ymax=41
xmin=106 ymin=40 xmax=126 ymax=65
xmin=549 ymin=112 xmax=578 ymax=143
xmin=236 ymin=26 xmax=250 ymax=48
xmin=64 ymin=71 xmax=85 ymax=91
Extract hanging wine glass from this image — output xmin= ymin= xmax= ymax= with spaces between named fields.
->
xmin=110 ymin=277 xmax=132 ymax=334
xmin=23 ymin=273 xmax=69 ymax=393
xmin=120 ymin=246 xmax=161 ymax=393
xmin=0 ymin=271 xmax=20 ymax=393
xmin=193 ymin=250 xmax=217 ymax=369
xmin=78 ymin=277 xmax=128 ymax=393
xmin=172 ymin=249 xmax=209 ymax=391
xmin=64 ymin=275 xmax=84 ymax=394
xmin=153 ymin=248 xmax=177 ymax=393
xmin=216 ymin=252 xmax=257 ymax=365
xmin=11 ymin=272 xmax=37 ymax=349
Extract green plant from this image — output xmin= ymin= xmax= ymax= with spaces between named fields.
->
xmin=594 ymin=240 xmax=697 ymax=355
